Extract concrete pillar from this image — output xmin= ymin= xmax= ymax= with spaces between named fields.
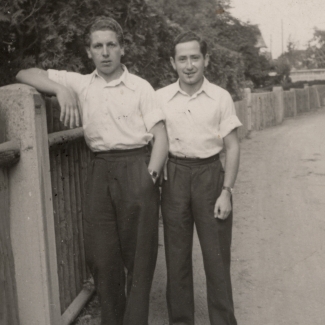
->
xmin=272 ymin=86 xmax=284 ymax=124
xmin=304 ymin=84 xmax=311 ymax=111
xmin=0 ymin=84 xmax=61 ymax=325
xmin=290 ymin=89 xmax=297 ymax=117
xmin=312 ymin=85 xmax=321 ymax=108
xmin=304 ymin=84 xmax=311 ymax=112
xmin=244 ymin=88 xmax=252 ymax=132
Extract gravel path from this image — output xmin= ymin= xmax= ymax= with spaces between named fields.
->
xmin=150 ymin=108 xmax=325 ymax=325
xmin=75 ymin=108 xmax=325 ymax=325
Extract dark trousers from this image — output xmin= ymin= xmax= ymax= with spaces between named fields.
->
xmin=161 ymin=155 xmax=237 ymax=325
xmin=83 ymin=147 xmax=160 ymax=325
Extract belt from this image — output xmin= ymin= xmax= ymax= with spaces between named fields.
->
xmin=168 ymin=152 xmax=219 ymax=166
xmin=94 ymin=145 xmax=149 ymax=157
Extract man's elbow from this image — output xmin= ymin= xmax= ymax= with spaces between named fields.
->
xmin=228 ymin=141 xmax=240 ymax=154
xmin=16 ymin=70 xmax=25 ymax=83
xmin=16 ymin=69 xmax=32 ymax=83
xmin=16 ymin=68 xmax=46 ymax=83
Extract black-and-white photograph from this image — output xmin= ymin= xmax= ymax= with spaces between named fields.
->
xmin=1 ymin=0 xmax=324 ymax=324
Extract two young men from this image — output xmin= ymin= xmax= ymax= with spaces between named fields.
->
xmin=17 ymin=17 xmax=168 ymax=325
xmin=17 ymin=17 xmax=241 ymax=325
xmin=157 ymin=32 xmax=241 ymax=325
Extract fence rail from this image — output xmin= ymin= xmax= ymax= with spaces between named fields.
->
xmin=0 ymin=139 xmax=20 ymax=168
xmin=1 ymin=83 xmax=325 ymax=325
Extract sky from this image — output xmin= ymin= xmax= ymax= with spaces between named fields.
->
xmin=229 ymin=0 xmax=325 ymax=58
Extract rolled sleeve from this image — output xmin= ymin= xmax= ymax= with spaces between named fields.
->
xmin=219 ymin=91 xmax=242 ymax=138
xmin=219 ymin=114 xmax=242 ymax=138
xmin=47 ymin=69 xmax=81 ymax=93
xmin=143 ymin=109 xmax=166 ymax=131
xmin=48 ymin=69 xmax=68 ymax=86
xmin=140 ymin=81 xmax=165 ymax=131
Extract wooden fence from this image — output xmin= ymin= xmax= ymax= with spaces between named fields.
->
xmin=1 ymin=83 xmax=325 ymax=325
xmin=46 ymin=98 xmax=92 ymax=314
xmin=234 ymin=99 xmax=248 ymax=140
xmin=236 ymin=85 xmax=325 ymax=140
xmin=0 ymin=141 xmax=20 ymax=325
xmin=283 ymin=90 xmax=297 ymax=118
xmin=315 ymin=85 xmax=325 ymax=106
xmin=0 ymin=85 xmax=94 ymax=325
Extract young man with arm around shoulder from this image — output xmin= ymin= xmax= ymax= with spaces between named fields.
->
xmin=156 ymin=31 xmax=241 ymax=325
xmin=17 ymin=16 xmax=168 ymax=325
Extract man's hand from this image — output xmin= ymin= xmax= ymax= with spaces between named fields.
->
xmin=16 ymin=68 xmax=81 ymax=129
xmin=56 ymin=86 xmax=80 ymax=128
xmin=214 ymin=190 xmax=232 ymax=220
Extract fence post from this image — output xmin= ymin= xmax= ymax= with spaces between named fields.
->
xmin=272 ymin=86 xmax=284 ymax=125
xmin=244 ymin=88 xmax=252 ymax=133
xmin=0 ymin=84 xmax=61 ymax=325
xmin=312 ymin=85 xmax=321 ymax=108
xmin=289 ymin=89 xmax=297 ymax=117
xmin=304 ymin=84 xmax=311 ymax=111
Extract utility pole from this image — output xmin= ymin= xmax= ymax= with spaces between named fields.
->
xmin=281 ymin=19 xmax=284 ymax=54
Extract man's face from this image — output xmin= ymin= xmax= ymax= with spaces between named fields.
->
xmin=86 ymin=30 xmax=124 ymax=80
xmin=171 ymin=40 xmax=209 ymax=88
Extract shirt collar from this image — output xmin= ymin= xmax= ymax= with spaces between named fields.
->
xmin=167 ymin=77 xmax=217 ymax=102
xmin=90 ymin=65 xmax=136 ymax=91
xmin=200 ymin=77 xmax=219 ymax=101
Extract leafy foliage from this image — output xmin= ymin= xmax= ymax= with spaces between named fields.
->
xmin=1 ymin=0 xmax=272 ymax=96
xmin=0 ymin=0 xmax=177 ymax=88
xmin=306 ymin=29 xmax=325 ymax=69
xmin=148 ymin=0 xmax=272 ymax=95
xmin=278 ymin=30 xmax=325 ymax=71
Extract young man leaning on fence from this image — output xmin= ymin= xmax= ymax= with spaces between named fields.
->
xmin=16 ymin=16 xmax=168 ymax=325
xmin=156 ymin=31 xmax=241 ymax=325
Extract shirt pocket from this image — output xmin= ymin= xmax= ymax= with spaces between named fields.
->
xmin=109 ymin=87 xmax=138 ymax=119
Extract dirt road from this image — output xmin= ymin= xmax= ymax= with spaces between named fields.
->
xmin=149 ymin=108 xmax=325 ymax=325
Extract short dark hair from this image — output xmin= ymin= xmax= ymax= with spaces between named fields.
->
xmin=84 ymin=16 xmax=124 ymax=47
xmin=172 ymin=31 xmax=208 ymax=58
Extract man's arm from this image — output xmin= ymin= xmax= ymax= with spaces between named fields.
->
xmin=214 ymin=128 xmax=240 ymax=220
xmin=16 ymin=68 xmax=80 ymax=128
xmin=148 ymin=121 xmax=169 ymax=182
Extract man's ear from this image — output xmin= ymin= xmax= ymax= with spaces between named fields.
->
xmin=204 ymin=54 xmax=209 ymax=68
xmin=86 ymin=47 xmax=92 ymax=59
xmin=170 ymin=57 xmax=176 ymax=71
xmin=121 ymin=47 xmax=125 ymax=57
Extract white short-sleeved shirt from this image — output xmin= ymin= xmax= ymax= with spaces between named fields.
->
xmin=156 ymin=77 xmax=242 ymax=158
xmin=48 ymin=66 xmax=165 ymax=152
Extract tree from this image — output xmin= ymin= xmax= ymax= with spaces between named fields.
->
xmin=275 ymin=37 xmax=310 ymax=71
xmin=147 ymin=0 xmax=272 ymax=93
xmin=1 ymin=0 xmax=271 ymax=95
xmin=274 ymin=57 xmax=291 ymax=84
xmin=0 ymin=0 xmax=176 ymax=88
xmin=307 ymin=29 xmax=325 ymax=68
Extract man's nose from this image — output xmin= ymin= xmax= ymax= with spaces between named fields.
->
xmin=102 ymin=45 xmax=109 ymax=57
xmin=186 ymin=59 xmax=193 ymax=69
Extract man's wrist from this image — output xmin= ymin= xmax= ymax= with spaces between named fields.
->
xmin=148 ymin=168 xmax=159 ymax=184
xmin=222 ymin=186 xmax=233 ymax=196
